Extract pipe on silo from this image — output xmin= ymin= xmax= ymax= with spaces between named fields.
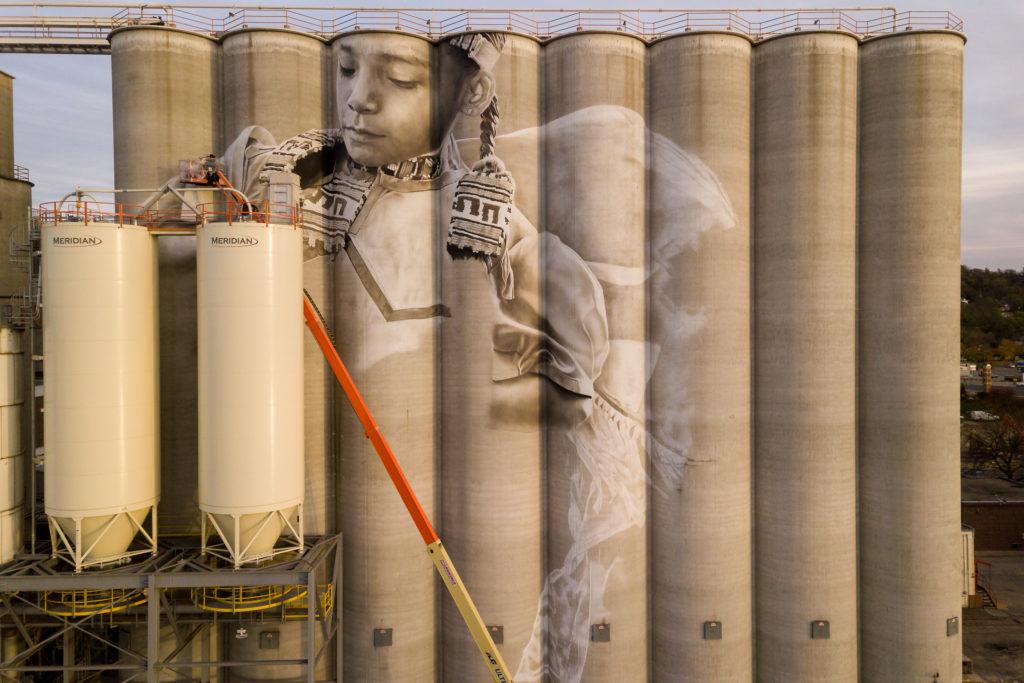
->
xmin=647 ymin=32 xmax=752 ymax=682
xmin=753 ymin=32 xmax=859 ymax=681
xmin=110 ymin=27 xmax=221 ymax=535
xmin=539 ymin=32 xmax=648 ymax=683
xmin=858 ymin=30 xmax=965 ymax=681
xmin=441 ymin=33 xmax=545 ymax=681
xmin=221 ymin=27 xmax=335 ymax=540
xmin=329 ymin=30 xmax=438 ymax=683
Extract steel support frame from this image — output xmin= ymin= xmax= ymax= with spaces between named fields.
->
xmin=201 ymin=504 xmax=304 ymax=569
xmin=47 ymin=503 xmax=158 ymax=573
xmin=0 ymin=534 xmax=341 ymax=681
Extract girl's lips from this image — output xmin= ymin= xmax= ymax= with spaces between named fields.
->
xmin=345 ymin=126 xmax=384 ymax=142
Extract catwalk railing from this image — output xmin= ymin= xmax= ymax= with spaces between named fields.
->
xmin=0 ymin=6 xmax=964 ymax=53
xmin=0 ymin=535 xmax=342 ymax=681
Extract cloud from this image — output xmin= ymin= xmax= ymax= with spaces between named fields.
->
xmin=962 ymin=148 xmax=1024 ymax=201
xmin=4 ymin=2 xmax=1022 ymax=269
xmin=6 ymin=54 xmax=114 ymax=203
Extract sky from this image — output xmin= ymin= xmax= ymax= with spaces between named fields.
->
xmin=1 ymin=0 xmax=1021 ymax=270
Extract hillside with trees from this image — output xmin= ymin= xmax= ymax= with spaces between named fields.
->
xmin=961 ymin=266 xmax=1024 ymax=362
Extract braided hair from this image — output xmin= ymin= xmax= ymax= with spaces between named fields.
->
xmin=479 ymin=95 xmax=500 ymax=161
xmin=446 ymin=33 xmax=516 ymax=292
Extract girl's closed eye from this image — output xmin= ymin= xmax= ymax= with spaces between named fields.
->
xmin=385 ymin=63 xmax=426 ymax=90
xmin=388 ymin=77 xmax=419 ymax=90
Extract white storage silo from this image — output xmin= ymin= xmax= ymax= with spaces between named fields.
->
xmin=41 ymin=206 xmax=159 ymax=571
xmin=197 ymin=206 xmax=304 ymax=569
xmin=0 ymin=328 xmax=24 ymax=565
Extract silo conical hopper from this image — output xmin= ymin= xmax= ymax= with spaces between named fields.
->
xmin=40 ymin=202 xmax=159 ymax=572
xmin=197 ymin=201 xmax=303 ymax=569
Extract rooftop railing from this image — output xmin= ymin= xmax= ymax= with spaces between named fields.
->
xmin=0 ymin=6 xmax=964 ymax=50
xmin=37 ymin=200 xmax=302 ymax=231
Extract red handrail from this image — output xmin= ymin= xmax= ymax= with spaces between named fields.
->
xmin=197 ymin=201 xmax=301 ymax=228
xmin=37 ymin=201 xmax=144 ymax=228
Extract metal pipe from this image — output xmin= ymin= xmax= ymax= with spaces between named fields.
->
xmin=166 ymin=185 xmax=201 ymax=215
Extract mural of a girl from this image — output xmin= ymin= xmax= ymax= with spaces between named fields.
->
xmin=219 ymin=30 xmax=735 ymax=682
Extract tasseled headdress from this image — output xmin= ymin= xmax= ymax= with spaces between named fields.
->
xmin=445 ymin=33 xmax=517 ymax=299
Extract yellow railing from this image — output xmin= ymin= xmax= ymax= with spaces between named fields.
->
xmin=40 ymin=588 xmax=148 ymax=617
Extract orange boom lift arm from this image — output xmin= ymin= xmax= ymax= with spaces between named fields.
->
xmin=302 ymin=291 xmax=513 ymax=683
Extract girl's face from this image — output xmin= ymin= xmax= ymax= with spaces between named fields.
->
xmin=336 ymin=35 xmax=462 ymax=168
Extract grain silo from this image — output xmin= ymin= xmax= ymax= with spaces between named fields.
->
xmin=220 ymin=27 xmax=336 ymax=541
xmin=443 ymin=32 xmax=546 ymax=682
xmin=0 ymin=9 xmax=968 ymax=682
xmin=330 ymin=30 xmax=439 ymax=682
xmin=753 ymin=31 xmax=860 ymax=681
xmin=109 ymin=26 xmax=222 ymax=533
xmin=647 ymin=30 xmax=753 ymax=681
xmin=542 ymin=31 xmax=649 ymax=683
xmin=858 ymin=30 xmax=966 ymax=681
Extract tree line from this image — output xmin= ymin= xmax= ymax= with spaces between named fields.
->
xmin=961 ymin=266 xmax=1024 ymax=362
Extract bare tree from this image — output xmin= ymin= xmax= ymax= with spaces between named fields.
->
xmin=964 ymin=414 xmax=1024 ymax=481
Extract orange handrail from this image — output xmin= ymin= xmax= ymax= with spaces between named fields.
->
xmin=37 ymin=201 xmax=144 ymax=228
xmin=196 ymin=201 xmax=301 ymax=228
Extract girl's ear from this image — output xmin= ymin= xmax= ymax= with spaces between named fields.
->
xmin=460 ymin=71 xmax=496 ymax=117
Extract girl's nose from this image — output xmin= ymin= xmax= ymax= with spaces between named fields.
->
xmin=347 ymin=74 xmax=378 ymax=115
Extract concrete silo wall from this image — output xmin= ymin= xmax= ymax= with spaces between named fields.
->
xmin=858 ymin=31 xmax=965 ymax=681
xmin=647 ymin=32 xmax=752 ymax=682
xmin=220 ymin=28 xmax=329 ymax=143
xmin=753 ymin=32 xmax=859 ymax=681
xmin=442 ymin=34 xmax=545 ymax=681
xmin=330 ymin=31 xmax=438 ymax=682
xmin=220 ymin=28 xmax=334 ymax=537
xmin=542 ymin=32 xmax=648 ymax=683
xmin=102 ymin=25 xmax=964 ymax=682
xmin=110 ymin=26 xmax=221 ymax=533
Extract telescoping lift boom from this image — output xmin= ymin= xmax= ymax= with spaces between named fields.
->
xmin=302 ymin=291 xmax=513 ymax=683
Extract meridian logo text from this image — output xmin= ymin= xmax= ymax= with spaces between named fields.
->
xmin=52 ymin=236 xmax=101 ymax=247
xmin=211 ymin=236 xmax=259 ymax=247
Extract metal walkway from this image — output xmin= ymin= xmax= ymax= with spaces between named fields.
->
xmin=0 ymin=5 xmax=964 ymax=53
xmin=0 ymin=534 xmax=341 ymax=681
